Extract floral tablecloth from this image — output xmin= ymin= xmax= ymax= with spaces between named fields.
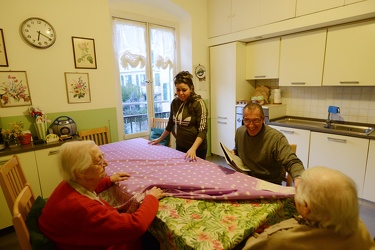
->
xmin=150 ymin=197 xmax=296 ymax=250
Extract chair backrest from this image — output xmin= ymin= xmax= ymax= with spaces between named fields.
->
xmin=0 ymin=155 xmax=28 ymax=212
xmin=13 ymin=184 xmax=35 ymax=250
xmin=78 ymin=126 xmax=110 ymax=146
xmin=284 ymin=144 xmax=297 ymax=187
xmin=152 ymin=118 xmax=169 ymax=129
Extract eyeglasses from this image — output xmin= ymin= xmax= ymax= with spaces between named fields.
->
xmin=92 ymin=153 xmax=106 ymax=167
xmin=243 ymin=118 xmax=262 ymax=125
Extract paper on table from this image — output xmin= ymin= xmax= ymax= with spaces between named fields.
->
xmin=256 ymin=180 xmax=295 ymax=194
xmin=220 ymin=142 xmax=250 ymax=173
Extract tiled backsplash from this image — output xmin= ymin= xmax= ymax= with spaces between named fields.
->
xmin=280 ymin=86 xmax=375 ymax=124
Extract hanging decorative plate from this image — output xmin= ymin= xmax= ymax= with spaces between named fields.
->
xmin=195 ymin=64 xmax=206 ymax=80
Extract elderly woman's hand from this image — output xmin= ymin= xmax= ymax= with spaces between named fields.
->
xmin=146 ymin=186 xmax=166 ymax=200
xmin=110 ymin=172 xmax=130 ymax=184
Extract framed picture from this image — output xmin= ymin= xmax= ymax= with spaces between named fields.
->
xmin=0 ymin=29 xmax=9 ymax=67
xmin=64 ymin=72 xmax=91 ymax=103
xmin=71 ymin=36 xmax=97 ymax=69
xmin=0 ymin=71 xmax=32 ymax=107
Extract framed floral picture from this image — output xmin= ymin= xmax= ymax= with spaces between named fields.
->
xmin=64 ymin=72 xmax=91 ymax=103
xmin=72 ymin=36 xmax=97 ymax=69
xmin=0 ymin=71 xmax=32 ymax=107
xmin=0 ymin=29 xmax=9 ymax=67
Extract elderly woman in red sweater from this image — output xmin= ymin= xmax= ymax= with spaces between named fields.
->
xmin=38 ymin=140 xmax=165 ymax=250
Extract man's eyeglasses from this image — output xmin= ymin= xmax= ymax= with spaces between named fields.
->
xmin=243 ymin=118 xmax=262 ymax=125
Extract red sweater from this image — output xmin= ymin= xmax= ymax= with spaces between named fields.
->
xmin=38 ymin=177 xmax=159 ymax=250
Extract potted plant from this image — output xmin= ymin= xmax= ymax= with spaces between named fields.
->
xmin=1 ymin=121 xmax=26 ymax=147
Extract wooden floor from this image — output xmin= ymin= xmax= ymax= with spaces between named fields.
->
xmin=0 ymin=154 xmax=374 ymax=249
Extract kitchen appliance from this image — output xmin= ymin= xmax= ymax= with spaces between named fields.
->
xmin=235 ymin=104 xmax=286 ymax=129
xmin=51 ymin=116 xmax=77 ymax=136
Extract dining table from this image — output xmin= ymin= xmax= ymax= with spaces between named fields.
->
xmin=98 ymin=138 xmax=297 ymax=249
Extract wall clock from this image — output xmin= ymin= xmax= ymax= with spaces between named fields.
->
xmin=20 ymin=17 xmax=56 ymax=49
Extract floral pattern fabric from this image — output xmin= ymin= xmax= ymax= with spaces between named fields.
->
xmin=149 ymin=197 xmax=297 ymax=250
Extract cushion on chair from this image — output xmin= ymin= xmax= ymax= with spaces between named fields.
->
xmin=25 ymin=196 xmax=56 ymax=250
xmin=150 ymin=128 xmax=170 ymax=146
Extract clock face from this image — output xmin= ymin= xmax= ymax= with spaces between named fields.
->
xmin=20 ymin=18 xmax=56 ymax=48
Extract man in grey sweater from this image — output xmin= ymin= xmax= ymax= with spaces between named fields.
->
xmin=233 ymin=103 xmax=304 ymax=186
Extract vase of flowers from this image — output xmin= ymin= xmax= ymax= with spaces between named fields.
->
xmin=1 ymin=121 xmax=24 ymax=148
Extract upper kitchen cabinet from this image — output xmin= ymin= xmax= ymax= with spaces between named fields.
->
xmin=296 ymin=0 xmax=344 ymax=16
xmin=246 ymin=37 xmax=280 ymax=80
xmin=210 ymin=42 xmax=254 ymax=156
xmin=259 ymin=0 xmax=296 ymax=25
xmin=279 ymin=29 xmax=327 ymax=86
xmin=208 ymin=0 xmax=260 ymax=38
xmin=323 ymin=19 xmax=375 ymax=86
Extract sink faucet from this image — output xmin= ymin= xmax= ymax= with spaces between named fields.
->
xmin=324 ymin=106 xmax=340 ymax=128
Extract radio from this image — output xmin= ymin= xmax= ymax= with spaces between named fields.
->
xmin=51 ymin=116 xmax=77 ymax=136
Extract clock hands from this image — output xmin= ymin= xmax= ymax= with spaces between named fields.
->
xmin=36 ymin=31 xmax=52 ymax=41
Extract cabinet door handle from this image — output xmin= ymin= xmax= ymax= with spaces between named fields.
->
xmin=280 ymin=129 xmax=295 ymax=134
xmin=254 ymin=75 xmax=266 ymax=78
xmin=217 ymin=121 xmax=227 ymax=124
xmin=327 ymin=137 xmax=347 ymax=143
xmin=291 ymin=82 xmax=306 ymax=85
xmin=217 ymin=116 xmax=227 ymax=119
xmin=339 ymin=81 xmax=359 ymax=84
xmin=48 ymin=150 xmax=60 ymax=156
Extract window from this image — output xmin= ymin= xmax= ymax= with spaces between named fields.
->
xmin=113 ymin=18 xmax=176 ymax=137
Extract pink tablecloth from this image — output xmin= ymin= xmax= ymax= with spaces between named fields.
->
xmin=101 ymin=138 xmax=294 ymax=201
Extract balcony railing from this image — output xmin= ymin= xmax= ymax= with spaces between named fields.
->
xmin=122 ymin=100 xmax=170 ymax=134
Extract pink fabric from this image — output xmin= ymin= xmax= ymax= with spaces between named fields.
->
xmin=101 ymin=138 xmax=294 ymax=201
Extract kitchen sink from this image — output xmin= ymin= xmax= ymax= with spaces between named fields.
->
xmin=271 ymin=117 xmax=375 ymax=136
xmin=329 ymin=123 xmax=374 ymax=134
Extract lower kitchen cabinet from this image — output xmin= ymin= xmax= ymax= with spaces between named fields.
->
xmin=269 ymin=125 xmax=310 ymax=168
xmin=309 ymin=132 xmax=369 ymax=198
xmin=0 ymin=152 xmax=42 ymax=230
xmin=363 ymin=140 xmax=375 ymax=202
xmin=35 ymin=146 xmax=62 ymax=198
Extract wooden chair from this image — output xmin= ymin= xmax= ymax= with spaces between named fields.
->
xmin=13 ymin=184 xmax=35 ymax=250
xmin=0 ymin=155 xmax=28 ymax=213
xmin=150 ymin=117 xmax=173 ymax=147
xmin=283 ymin=144 xmax=297 ymax=187
xmin=152 ymin=117 xmax=169 ymax=129
xmin=78 ymin=126 xmax=110 ymax=146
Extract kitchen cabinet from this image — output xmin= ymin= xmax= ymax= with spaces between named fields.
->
xmin=259 ymin=0 xmax=296 ymax=25
xmin=269 ymin=125 xmax=310 ymax=168
xmin=363 ymin=140 xmax=375 ymax=202
xmin=245 ymin=37 xmax=280 ymax=80
xmin=296 ymin=0 xmax=344 ymax=16
xmin=323 ymin=19 xmax=375 ymax=86
xmin=210 ymin=42 xmax=254 ymax=156
xmin=208 ymin=0 xmax=260 ymax=38
xmin=308 ymin=132 xmax=368 ymax=197
xmin=279 ymin=29 xmax=327 ymax=86
xmin=0 ymin=152 xmax=42 ymax=230
xmin=35 ymin=146 xmax=62 ymax=198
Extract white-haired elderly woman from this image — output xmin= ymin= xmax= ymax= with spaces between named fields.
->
xmin=39 ymin=140 xmax=165 ymax=250
xmin=242 ymin=166 xmax=375 ymax=250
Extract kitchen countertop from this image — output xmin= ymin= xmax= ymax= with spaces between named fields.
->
xmin=268 ymin=116 xmax=375 ymax=140
xmin=0 ymin=136 xmax=80 ymax=157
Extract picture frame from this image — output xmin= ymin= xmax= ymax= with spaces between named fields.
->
xmin=71 ymin=36 xmax=97 ymax=69
xmin=0 ymin=71 xmax=32 ymax=107
xmin=64 ymin=72 xmax=91 ymax=103
xmin=0 ymin=29 xmax=9 ymax=67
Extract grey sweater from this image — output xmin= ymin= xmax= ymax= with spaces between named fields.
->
xmin=234 ymin=124 xmax=304 ymax=184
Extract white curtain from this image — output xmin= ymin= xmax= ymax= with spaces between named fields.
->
xmin=113 ymin=19 xmax=175 ymax=70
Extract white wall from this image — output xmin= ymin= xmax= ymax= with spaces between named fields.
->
xmin=0 ymin=0 xmax=118 ymax=117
